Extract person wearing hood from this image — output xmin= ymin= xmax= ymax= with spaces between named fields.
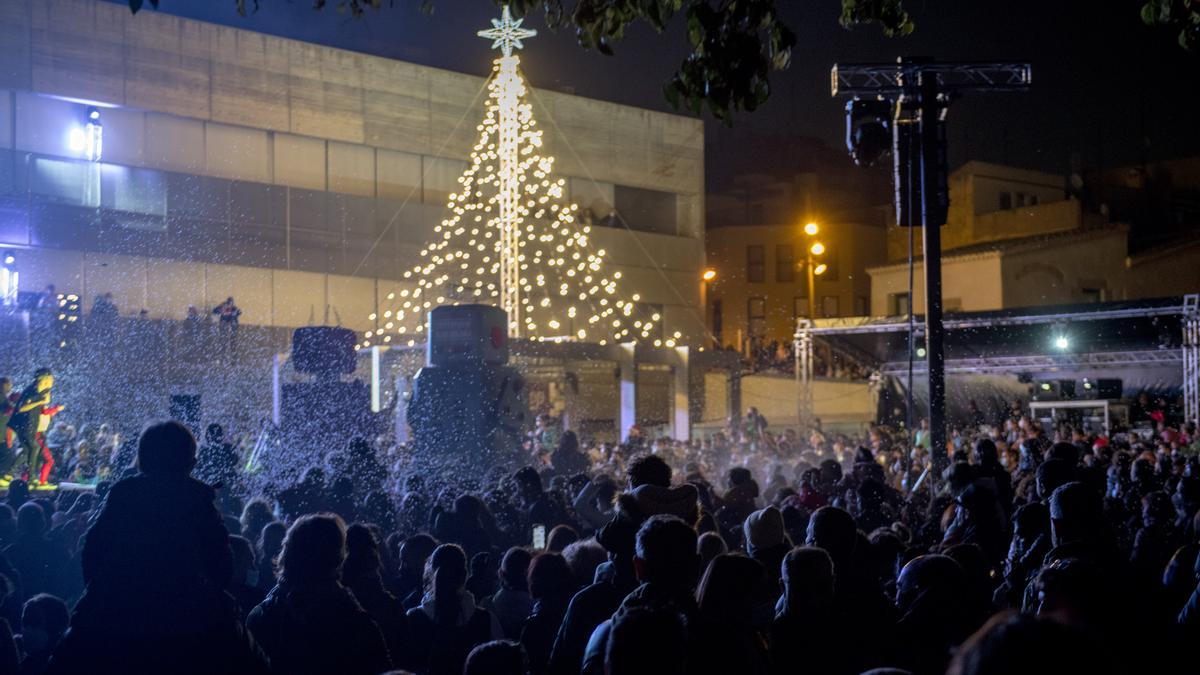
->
xmin=770 ymin=546 xmax=849 ymax=675
xmin=743 ymin=507 xmax=790 ymax=627
xmin=892 ymin=554 xmax=972 ymax=675
xmin=547 ymin=455 xmax=696 ymax=675
xmin=401 ymin=543 xmax=502 ymax=675
xmin=580 ymin=514 xmax=700 ymax=675
xmin=246 ymin=514 xmax=390 ymax=675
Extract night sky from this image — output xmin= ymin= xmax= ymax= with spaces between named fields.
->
xmin=105 ymin=0 xmax=1200 ymax=192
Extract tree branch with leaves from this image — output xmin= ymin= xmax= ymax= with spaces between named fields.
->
xmin=124 ymin=1 xmax=923 ymax=123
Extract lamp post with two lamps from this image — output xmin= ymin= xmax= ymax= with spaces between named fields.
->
xmin=801 ymin=222 xmax=828 ymax=320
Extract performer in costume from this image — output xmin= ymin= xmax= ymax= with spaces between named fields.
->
xmin=0 ymin=377 xmax=15 ymax=481
xmin=7 ymin=368 xmax=61 ymax=487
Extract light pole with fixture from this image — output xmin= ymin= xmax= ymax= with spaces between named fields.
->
xmin=801 ymin=222 xmax=827 ymax=320
xmin=700 ymin=267 xmax=717 ymax=345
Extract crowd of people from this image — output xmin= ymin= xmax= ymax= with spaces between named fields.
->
xmin=0 ymin=399 xmax=1194 ymax=674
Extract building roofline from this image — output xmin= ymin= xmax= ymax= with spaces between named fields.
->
xmin=866 ymin=223 xmax=1128 ymax=274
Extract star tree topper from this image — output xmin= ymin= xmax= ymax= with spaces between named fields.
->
xmin=478 ymin=5 xmax=537 ymax=56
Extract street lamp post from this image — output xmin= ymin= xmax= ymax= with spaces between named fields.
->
xmin=801 ymin=223 xmax=826 ymax=320
xmin=701 ymin=267 xmax=717 ymax=344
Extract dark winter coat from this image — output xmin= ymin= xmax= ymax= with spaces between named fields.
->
xmin=48 ymin=473 xmax=267 ymax=675
xmin=247 ymin=581 xmax=391 ymax=675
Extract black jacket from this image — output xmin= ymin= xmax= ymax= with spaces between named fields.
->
xmin=49 ymin=473 xmax=266 ymax=675
xmin=248 ymin=582 xmax=391 ymax=675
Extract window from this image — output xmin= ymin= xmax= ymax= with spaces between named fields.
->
xmin=747 ymin=297 xmax=766 ymax=337
xmin=892 ymin=293 xmax=911 ymax=316
xmin=821 ymin=295 xmax=840 ymax=318
xmin=1016 ymin=192 xmax=1027 ymax=208
xmin=101 ymin=165 xmax=167 ymax=217
xmin=999 ymin=191 xmax=1013 ymax=210
xmin=746 ymin=245 xmax=765 ymax=283
xmin=1029 ymin=194 xmax=1039 ymax=206
xmin=1081 ymin=287 xmax=1103 ymax=303
xmin=612 ymin=185 xmax=677 ymax=235
xmin=712 ymin=299 xmax=723 ymax=341
xmin=775 ymin=244 xmax=795 ymax=282
xmin=794 ymin=296 xmax=809 ymax=320
xmin=31 ymin=157 xmax=94 ymax=206
xmin=855 ymin=296 xmax=869 ymax=316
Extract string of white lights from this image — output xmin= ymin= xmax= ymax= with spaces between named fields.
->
xmin=360 ymin=10 xmax=677 ymax=350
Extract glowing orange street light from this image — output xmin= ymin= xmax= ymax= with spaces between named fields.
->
xmin=804 ymin=222 xmax=819 ymax=236
xmin=814 ymin=263 xmax=828 ymax=275
xmin=701 ymin=268 xmax=717 ymax=282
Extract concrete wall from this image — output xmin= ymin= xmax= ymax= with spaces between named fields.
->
xmin=868 ymin=253 xmax=1004 ymax=316
xmin=700 ymin=371 xmax=875 ymax=430
xmin=1127 ymin=240 xmax=1200 ymax=299
xmin=869 ymin=228 xmax=1132 ymax=315
xmin=705 ymin=221 xmax=887 ymax=346
xmin=0 ymin=0 xmax=703 ymax=200
xmin=888 ymin=161 xmax=1073 ymax=261
xmin=1000 ymin=230 xmax=1129 ymax=307
xmin=0 ymin=0 xmax=707 ymax=342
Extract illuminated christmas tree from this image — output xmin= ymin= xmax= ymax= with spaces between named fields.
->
xmin=362 ymin=6 xmax=671 ymax=349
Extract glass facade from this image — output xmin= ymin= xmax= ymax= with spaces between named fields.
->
xmin=0 ymin=148 xmax=681 ymax=282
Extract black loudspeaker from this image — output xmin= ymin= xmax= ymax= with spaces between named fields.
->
xmin=1097 ymin=379 xmax=1123 ymax=399
xmin=427 ymin=305 xmax=509 ymax=367
xmin=169 ymin=394 xmax=201 ymax=435
xmin=292 ymin=326 xmax=357 ymax=375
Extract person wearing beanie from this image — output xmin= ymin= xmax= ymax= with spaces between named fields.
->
xmin=743 ymin=507 xmax=791 ymax=627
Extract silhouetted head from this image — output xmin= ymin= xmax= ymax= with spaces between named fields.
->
xmin=628 ymin=454 xmax=672 ymax=489
xmin=137 ymin=420 xmax=197 ymax=476
xmin=1036 ymin=459 xmax=1074 ymax=501
xmin=16 ymin=503 xmax=45 ymax=539
xmin=634 ymin=514 xmax=698 ymax=588
xmin=806 ymin=506 xmax=857 ymax=569
xmin=205 ymin=423 xmax=224 ymax=445
xmin=527 ymin=551 xmax=574 ymax=601
xmin=498 ymin=546 xmax=532 ymax=592
xmin=1049 ymin=481 xmax=1101 ymax=548
xmin=20 ymin=593 xmax=69 ymax=656
xmin=464 ymin=640 xmax=528 ymax=675
xmin=895 ymin=554 xmax=966 ymax=617
xmin=695 ymin=553 xmax=764 ymax=624
xmin=278 ymin=514 xmax=347 ymax=587
xmin=781 ymin=546 xmax=835 ymax=613
xmin=399 ymin=533 xmax=439 ymax=575
xmin=425 ymin=544 xmax=469 ymax=625
xmin=948 ymin=611 xmax=1102 ymax=675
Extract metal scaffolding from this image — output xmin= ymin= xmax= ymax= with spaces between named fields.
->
xmin=794 ymin=318 xmax=814 ymax=432
xmin=795 ymin=294 xmax=1200 ymax=428
xmin=1185 ymin=294 xmax=1200 ymax=425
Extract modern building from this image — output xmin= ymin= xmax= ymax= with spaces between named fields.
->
xmin=0 ymin=0 xmax=706 ymax=341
